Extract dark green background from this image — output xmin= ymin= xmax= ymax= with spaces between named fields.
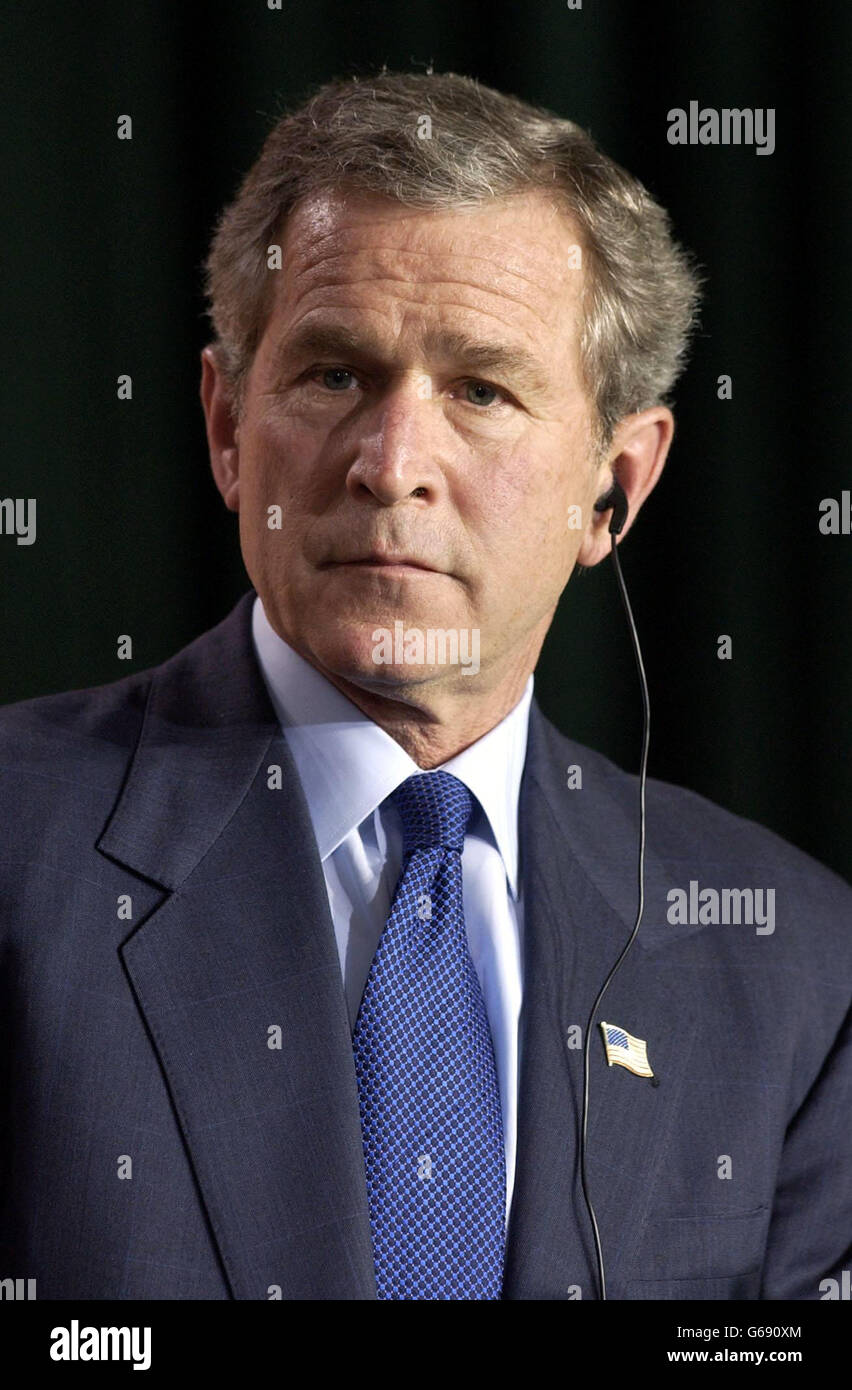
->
xmin=1 ymin=0 xmax=849 ymax=880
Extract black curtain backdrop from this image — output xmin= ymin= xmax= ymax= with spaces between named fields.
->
xmin=1 ymin=0 xmax=849 ymax=880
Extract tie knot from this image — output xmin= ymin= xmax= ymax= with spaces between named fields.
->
xmin=391 ymin=771 xmax=474 ymax=855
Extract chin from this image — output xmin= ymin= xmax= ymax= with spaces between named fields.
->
xmin=304 ymin=622 xmax=465 ymax=691
xmin=302 ymin=623 xmax=403 ymax=682
xmin=334 ymin=616 xmax=485 ymax=687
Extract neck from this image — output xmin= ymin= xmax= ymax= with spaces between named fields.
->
xmin=319 ymin=663 xmax=535 ymax=768
xmin=264 ymin=607 xmax=551 ymax=766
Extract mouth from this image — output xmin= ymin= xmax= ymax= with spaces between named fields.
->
xmin=322 ymin=553 xmax=442 ymax=575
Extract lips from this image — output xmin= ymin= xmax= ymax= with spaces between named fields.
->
xmin=325 ymin=552 xmax=440 ymax=572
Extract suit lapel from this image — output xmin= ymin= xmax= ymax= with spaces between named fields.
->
xmin=503 ymin=704 xmax=697 ymax=1299
xmin=98 ymin=593 xmax=376 ymax=1299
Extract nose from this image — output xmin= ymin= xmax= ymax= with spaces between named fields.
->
xmin=345 ymin=379 xmax=443 ymax=505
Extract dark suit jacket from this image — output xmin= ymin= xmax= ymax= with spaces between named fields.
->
xmin=1 ymin=591 xmax=850 ymax=1300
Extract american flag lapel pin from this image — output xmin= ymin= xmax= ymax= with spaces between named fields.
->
xmin=600 ymin=1021 xmax=655 ymax=1079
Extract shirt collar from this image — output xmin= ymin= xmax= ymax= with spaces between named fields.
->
xmin=251 ymin=595 xmax=532 ymax=900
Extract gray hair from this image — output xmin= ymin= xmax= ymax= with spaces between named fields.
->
xmin=203 ymin=70 xmax=702 ymax=445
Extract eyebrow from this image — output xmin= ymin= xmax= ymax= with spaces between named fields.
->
xmin=275 ymin=322 xmax=553 ymax=395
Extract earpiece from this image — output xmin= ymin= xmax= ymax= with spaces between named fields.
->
xmin=593 ymin=478 xmax=629 ymax=536
xmin=580 ymin=469 xmax=649 ymax=1301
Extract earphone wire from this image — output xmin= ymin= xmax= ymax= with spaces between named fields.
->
xmin=578 ymin=527 xmax=651 ymax=1301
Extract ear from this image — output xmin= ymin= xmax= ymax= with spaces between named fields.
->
xmin=576 ymin=406 xmax=675 ymax=568
xmin=200 ymin=344 xmax=241 ymax=512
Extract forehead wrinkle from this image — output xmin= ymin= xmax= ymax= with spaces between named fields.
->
xmin=286 ymin=263 xmax=566 ymax=336
xmin=288 ymin=189 xmax=581 ymax=266
xmin=291 ymin=241 xmax=572 ymax=307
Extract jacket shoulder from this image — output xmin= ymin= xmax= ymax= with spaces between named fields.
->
xmin=534 ymin=708 xmax=852 ymax=935
xmin=0 ymin=667 xmax=153 ymax=768
xmin=0 ymin=669 xmax=157 ymax=862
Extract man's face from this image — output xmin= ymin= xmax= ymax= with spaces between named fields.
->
xmin=215 ymin=188 xmax=607 ymax=698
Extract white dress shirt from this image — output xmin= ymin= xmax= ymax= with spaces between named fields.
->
xmin=251 ymin=595 xmax=531 ymax=1221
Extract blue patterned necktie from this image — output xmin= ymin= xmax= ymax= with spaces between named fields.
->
xmin=352 ymin=770 xmax=506 ymax=1300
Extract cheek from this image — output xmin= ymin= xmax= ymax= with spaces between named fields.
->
xmin=240 ymin=416 xmax=326 ymax=524
xmin=464 ymin=446 xmax=586 ymax=566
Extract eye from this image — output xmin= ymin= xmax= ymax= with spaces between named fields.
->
xmin=316 ymin=367 xmax=357 ymax=391
xmin=303 ymin=368 xmax=511 ymax=410
xmin=462 ymin=380 xmax=507 ymax=409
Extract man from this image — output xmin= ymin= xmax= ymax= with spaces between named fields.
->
xmin=1 ymin=71 xmax=850 ymax=1301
